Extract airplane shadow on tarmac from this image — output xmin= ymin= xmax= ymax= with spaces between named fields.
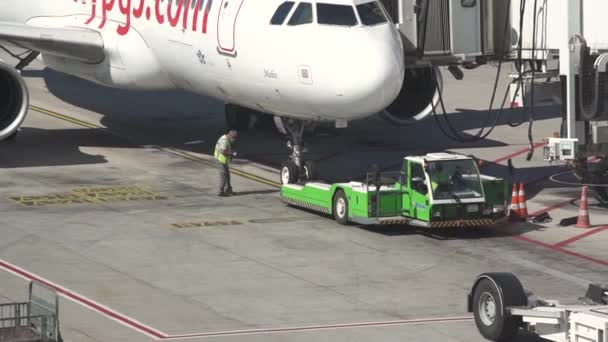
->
xmin=17 ymin=68 xmax=560 ymax=181
xmin=0 ymin=127 xmax=118 ymax=168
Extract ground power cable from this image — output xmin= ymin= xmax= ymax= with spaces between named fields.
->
xmin=430 ymin=0 xmax=538 ymax=143
xmin=525 ymin=0 xmax=539 ymax=161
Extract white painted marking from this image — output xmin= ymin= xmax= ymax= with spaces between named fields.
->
xmin=184 ymin=140 xmax=205 ymax=145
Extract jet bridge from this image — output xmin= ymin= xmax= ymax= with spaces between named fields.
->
xmin=382 ymin=0 xmax=608 ymax=201
xmin=380 ymin=0 xmax=513 ymax=66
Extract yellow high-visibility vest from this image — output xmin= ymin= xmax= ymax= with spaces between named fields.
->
xmin=431 ymin=172 xmax=449 ymax=192
xmin=214 ymin=135 xmax=230 ymax=164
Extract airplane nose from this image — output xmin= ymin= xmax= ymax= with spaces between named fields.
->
xmin=333 ymin=32 xmax=404 ymax=118
xmin=362 ymin=41 xmax=404 ymax=109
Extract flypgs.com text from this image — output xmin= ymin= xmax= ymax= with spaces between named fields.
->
xmin=77 ymin=0 xmax=214 ymax=36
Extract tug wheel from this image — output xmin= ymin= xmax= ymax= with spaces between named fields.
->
xmin=333 ymin=190 xmax=349 ymax=225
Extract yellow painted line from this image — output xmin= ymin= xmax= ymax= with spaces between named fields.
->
xmin=164 ymin=148 xmax=281 ymax=188
xmin=29 ymin=105 xmax=281 ymax=189
xmin=30 ymin=105 xmax=101 ymax=129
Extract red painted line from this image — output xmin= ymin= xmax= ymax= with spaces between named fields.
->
xmin=553 ymin=226 xmax=608 ymax=248
xmin=0 ymin=260 xmax=167 ymax=339
xmin=491 ymin=142 xmax=545 ymax=165
xmin=513 ymin=236 xmax=608 ymax=267
xmin=528 ymin=198 xmax=574 ymax=217
xmin=164 ymin=316 xmax=473 ymax=339
xmin=0 ymin=259 xmax=472 ymax=340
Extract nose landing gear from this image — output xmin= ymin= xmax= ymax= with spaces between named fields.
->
xmin=279 ymin=118 xmax=318 ymax=184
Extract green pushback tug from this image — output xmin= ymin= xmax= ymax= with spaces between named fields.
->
xmin=280 ymin=152 xmax=509 ymax=228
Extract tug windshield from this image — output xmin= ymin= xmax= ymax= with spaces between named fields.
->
xmin=427 ymin=160 xmax=483 ymax=200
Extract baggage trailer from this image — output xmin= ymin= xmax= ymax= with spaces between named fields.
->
xmin=0 ymin=281 xmax=62 ymax=342
xmin=281 ymin=152 xmax=508 ymax=227
xmin=468 ymin=272 xmax=608 ymax=342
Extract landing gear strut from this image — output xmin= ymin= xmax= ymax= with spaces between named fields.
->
xmin=279 ymin=119 xmax=318 ymax=184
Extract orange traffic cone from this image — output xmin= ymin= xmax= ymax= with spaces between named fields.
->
xmin=509 ymin=183 xmax=522 ymax=222
xmin=518 ymin=182 xmax=529 ymax=219
xmin=576 ymin=186 xmax=591 ymax=228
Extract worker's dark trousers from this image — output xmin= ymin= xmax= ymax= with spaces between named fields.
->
xmin=218 ymin=161 xmax=232 ymax=193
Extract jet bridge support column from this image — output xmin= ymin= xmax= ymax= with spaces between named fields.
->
xmin=544 ymin=0 xmax=583 ymax=161
xmin=562 ymin=0 xmax=582 ymax=142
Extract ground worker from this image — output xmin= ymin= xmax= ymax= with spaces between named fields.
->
xmin=451 ymin=165 xmax=465 ymax=189
xmin=430 ymin=163 xmax=450 ymax=193
xmin=214 ymin=130 xmax=238 ymax=196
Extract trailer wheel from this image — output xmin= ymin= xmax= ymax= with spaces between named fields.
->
xmin=472 ymin=273 xmax=526 ymax=342
xmin=333 ymin=190 xmax=349 ymax=225
xmin=280 ymin=161 xmax=299 ymax=184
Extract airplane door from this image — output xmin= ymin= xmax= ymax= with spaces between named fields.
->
xmin=217 ymin=0 xmax=245 ymax=56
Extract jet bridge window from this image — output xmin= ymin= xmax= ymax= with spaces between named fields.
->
xmin=356 ymin=1 xmax=388 ymax=26
xmin=379 ymin=0 xmax=398 ymax=23
xmin=271 ymin=1 xmax=295 ymax=25
xmin=288 ymin=2 xmax=313 ymax=26
xmin=317 ymin=3 xmax=358 ymax=26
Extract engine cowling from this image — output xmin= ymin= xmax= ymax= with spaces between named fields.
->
xmin=0 ymin=61 xmax=29 ymax=140
xmin=380 ymin=66 xmax=443 ymax=125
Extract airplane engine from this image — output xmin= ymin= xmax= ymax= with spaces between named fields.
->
xmin=380 ymin=66 xmax=442 ymax=126
xmin=0 ymin=61 xmax=29 ymax=140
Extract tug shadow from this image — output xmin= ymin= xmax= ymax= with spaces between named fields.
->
xmin=358 ymin=221 xmax=547 ymax=240
xmin=287 ymin=205 xmax=547 ymax=240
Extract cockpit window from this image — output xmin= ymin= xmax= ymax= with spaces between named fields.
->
xmin=287 ymin=2 xmax=313 ymax=26
xmin=356 ymin=1 xmax=388 ymax=26
xmin=270 ymin=1 xmax=295 ymax=25
xmin=316 ymin=3 xmax=358 ymax=26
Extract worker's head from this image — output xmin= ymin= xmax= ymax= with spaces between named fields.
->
xmin=227 ymin=130 xmax=238 ymax=142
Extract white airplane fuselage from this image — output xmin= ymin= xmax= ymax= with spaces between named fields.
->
xmin=0 ymin=0 xmax=405 ymax=122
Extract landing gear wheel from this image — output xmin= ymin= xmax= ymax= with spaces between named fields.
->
xmin=281 ymin=118 xmax=321 ymax=182
xmin=280 ymin=160 xmax=299 ymax=184
xmin=333 ymin=190 xmax=349 ymax=225
xmin=302 ymin=160 xmax=318 ymax=181
xmin=225 ymin=104 xmax=250 ymax=130
xmin=472 ymin=273 xmax=526 ymax=342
